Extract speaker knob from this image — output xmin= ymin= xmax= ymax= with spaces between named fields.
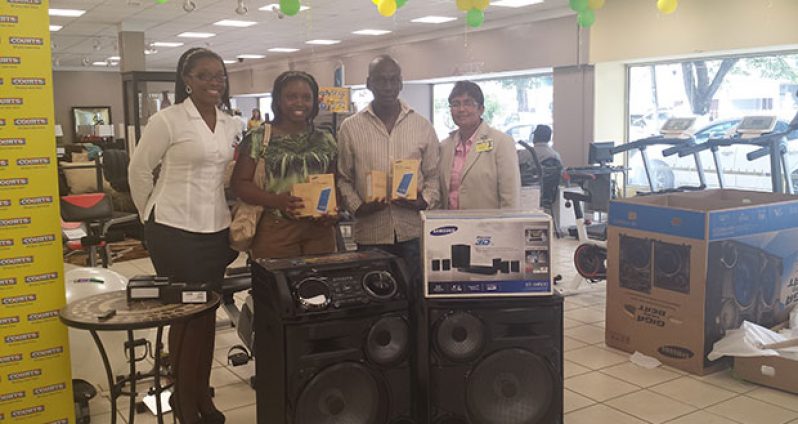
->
xmin=295 ymin=277 xmax=331 ymax=311
xmin=362 ymin=271 xmax=398 ymax=300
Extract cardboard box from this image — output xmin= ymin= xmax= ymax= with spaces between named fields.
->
xmin=605 ymin=190 xmax=798 ymax=375
xmin=366 ymin=170 xmax=387 ymax=202
xmin=291 ymin=173 xmax=337 ymax=217
xmin=735 ymin=353 xmax=798 ymax=394
xmin=391 ymin=159 xmax=419 ymax=201
xmin=422 ymin=210 xmax=552 ymax=298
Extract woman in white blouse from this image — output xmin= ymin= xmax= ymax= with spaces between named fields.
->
xmin=129 ymin=47 xmax=237 ymax=424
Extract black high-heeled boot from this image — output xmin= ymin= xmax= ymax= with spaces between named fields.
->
xmin=200 ymin=409 xmax=225 ymax=424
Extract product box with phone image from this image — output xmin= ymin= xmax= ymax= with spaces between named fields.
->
xmin=605 ymin=189 xmax=798 ymax=375
xmin=422 ymin=210 xmax=552 ymax=298
xmin=291 ymin=173 xmax=337 ymax=217
xmin=392 ymin=159 xmax=419 ymax=200
xmin=366 ymin=170 xmax=387 ymax=202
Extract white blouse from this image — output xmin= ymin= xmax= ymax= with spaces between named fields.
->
xmin=129 ymin=99 xmax=238 ymax=233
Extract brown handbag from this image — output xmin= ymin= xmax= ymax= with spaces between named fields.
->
xmin=229 ymin=124 xmax=271 ymax=252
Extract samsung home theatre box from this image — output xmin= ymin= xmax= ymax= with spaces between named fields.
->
xmin=605 ymin=189 xmax=798 ymax=375
xmin=422 ymin=210 xmax=552 ymax=298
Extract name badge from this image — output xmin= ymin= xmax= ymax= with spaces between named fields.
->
xmin=475 ymin=138 xmax=494 ymax=153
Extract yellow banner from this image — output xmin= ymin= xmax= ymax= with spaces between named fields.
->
xmin=0 ymin=0 xmax=75 ymax=422
xmin=319 ymin=87 xmax=351 ymax=114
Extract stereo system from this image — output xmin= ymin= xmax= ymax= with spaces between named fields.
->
xmin=251 ymin=250 xmax=563 ymax=424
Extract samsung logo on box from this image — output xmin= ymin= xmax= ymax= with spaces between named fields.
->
xmin=430 ymin=226 xmax=458 ymax=236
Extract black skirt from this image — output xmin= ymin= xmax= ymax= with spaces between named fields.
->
xmin=144 ymin=214 xmax=238 ymax=290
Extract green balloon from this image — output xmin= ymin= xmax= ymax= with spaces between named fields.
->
xmin=280 ymin=0 xmax=300 ymax=16
xmin=569 ymin=0 xmax=588 ymax=12
xmin=155 ymin=0 xmax=168 ymax=4
xmin=396 ymin=0 xmax=407 ymax=8
xmin=466 ymin=8 xmax=484 ymax=28
xmin=577 ymin=9 xmax=595 ymax=27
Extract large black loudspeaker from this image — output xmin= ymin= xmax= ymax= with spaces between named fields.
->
xmin=251 ymin=251 xmax=417 ymax=424
xmin=420 ymin=295 xmax=563 ymax=424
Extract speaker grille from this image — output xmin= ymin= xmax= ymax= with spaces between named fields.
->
xmin=434 ymin=312 xmax=486 ymax=362
xmin=732 ymin=254 xmax=758 ymax=307
xmin=366 ymin=316 xmax=409 ymax=366
xmin=466 ymin=348 xmax=554 ymax=424
xmin=295 ymin=362 xmax=382 ymax=424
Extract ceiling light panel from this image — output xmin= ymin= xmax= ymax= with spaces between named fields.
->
xmin=492 ymin=0 xmax=544 ymax=7
xmin=237 ymin=54 xmax=265 ymax=59
xmin=352 ymin=29 xmax=392 ymax=36
xmin=259 ymin=3 xmax=310 ymax=12
xmin=49 ymin=25 xmax=62 ymax=32
xmin=305 ymin=39 xmax=341 ymax=45
xmin=411 ymin=16 xmax=457 ymax=24
xmin=151 ymin=42 xmax=184 ymax=47
xmin=48 ymin=9 xmax=86 ymax=17
xmin=267 ymin=48 xmax=299 ymax=53
xmin=223 ymin=60 xmax=237 ymax=64
xmin=177 ymin=32 xmax=216 ymax=38
xmin=214 ymin=19 xmax=257 ymax=27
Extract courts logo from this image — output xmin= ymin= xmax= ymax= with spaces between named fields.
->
xmin=0 ymin=15 xmax=19 ymax=24
xmin=1 ymin=294 xmax=35 ymax=305
xmin=0 ymin=138 xmax=25 ymax=146
xmin=4 ymin=332 xmax=39 ymax=344
xmin=33 ymin=382 xmax=66 ymax=396
xmin=22 ymin=234 xmax=54 ymax=245
xmin=0 ymin=199 xmax=11 ymax=207
xmin=25 ymin=272 xmax=57 ymax=284
xmin=11 ymin=78 xmax=45 ymax=86
xmin=0 ymin=315 xmax=20 ymax=325
xmin=8 ymin=37 xmax=43 ymax=46
xmin=16 ymin=157 xmax=49 ymax=166
xmin=11 ymin=405 xmax=44 ymax=419
xmin=0 ymin=353 xmax=23 ymax=365
xmin=0 ymin=256 xmax=33 ymax=266
xmin=0 ymin=239 xmax=13 ymax=247
xmin=13 ymin=117 xmax=46 ymax=126
xmin=30 ymin=346 xmax=63 ymax=359
xmin=0 ymin=57 xmax=21 ymax=64
xmin=0 ymin=159 xmax=7 ymax=167
xmin=0 ymin=178 xmax=28 ymax=187
xmin=27 ymin=310 xmax=58 ymax=322
xmin=0 ymin=118 xmax=5 ymax=125
xmin=0 ymin=277 xmax=17 ymax=287
xmin=0 ymin=217 xmax=31 ymax=227
xmin=0 ymin=391 xmax=25 ymax=402
xmin=0 ymin=98 xmax=22 ymax=105
xmin=8 ymin=0 xmax=43 ymax=3
xmin=19 ymin=195 xmax=53 ymax=206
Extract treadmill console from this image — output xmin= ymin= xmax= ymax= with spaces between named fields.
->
xmin=660 ymin=117 xmax=696 ymax=138
xmin=736 ymin=116 xmax=777 ymax=138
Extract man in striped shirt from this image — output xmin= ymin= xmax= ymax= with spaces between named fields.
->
xmin=337 ymin=55 xmax=440 ymax=284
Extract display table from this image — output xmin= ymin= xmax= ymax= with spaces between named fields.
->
xmin=59 ymin=290 xmax=220 ymax=424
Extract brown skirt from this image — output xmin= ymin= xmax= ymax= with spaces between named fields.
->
xmin=249 ymin=215 xmax=336 ymax=260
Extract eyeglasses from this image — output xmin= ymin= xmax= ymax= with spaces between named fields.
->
xmin=449 ymin=100 xmax=479 ymax=109
xmin=190 ymin=73 xmax=227 ymax=83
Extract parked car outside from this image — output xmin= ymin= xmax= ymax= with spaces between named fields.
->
xmin=627 ymin=118 xmax=798 ymax=192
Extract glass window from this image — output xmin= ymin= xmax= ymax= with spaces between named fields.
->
xmin=432 ymin=74 xmax=553 ymax=141
xmin=626 ymin=52 xmax=798 ymax=192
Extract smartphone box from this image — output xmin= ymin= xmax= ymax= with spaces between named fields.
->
xmin=366 ymin=170 xmax=387 ymax=202
xmin=391 ymin=159 xmax=419 ymax=201
xmin=292 ymin=173 xmax=337 ymax=217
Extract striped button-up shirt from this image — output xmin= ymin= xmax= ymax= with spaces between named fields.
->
xmin=337 ymin=101 xmax=440 ymax=245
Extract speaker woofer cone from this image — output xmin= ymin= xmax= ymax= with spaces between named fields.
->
xmin=732 ymin=255 xmax=758 ymax=307
xmin=434 ymin=312 xmax=486 ymax=362
xmin=295 ymin=362 xmax=383 ymax=424
xmin=466 ymin=348 xmax=554 ymax=424
xmin=366 ymin=316 xmax=409 ymax=366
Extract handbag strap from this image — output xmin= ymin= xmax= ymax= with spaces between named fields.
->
xmin=252 ymin=123 xmax=271 ymax=191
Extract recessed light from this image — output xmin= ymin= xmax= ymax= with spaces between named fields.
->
xmin=177 ymin=32 xmax=216 ymax=38
xmin=92 ymin=61 xmax=110 ymax=66
xmin=214 ymin=19 xmax=257 ymax=27
xmin=144 ymin=49 xmax=158 ymax=55
xmin=267 ymin=47 xmax=299 ymax=53
xmin=107 ymin=56 xmax=121 ymax=61
xmin=49 ymin=8 xmax=86 ymax=17
xmin=223 ymin=59 xmax=237 ymax=64
xmin=151 ymin=41 xmax=184 ymax=47
xmin=237 ymin=54 xmax=265 ymax=59
xmin=49 ymin=25 xmax=62 ymax=32
xmin=305 ymin=39 xmax=341 ymax=45
xmin=492 ymin=0 xmax=544 ymax=7
xmin=411 ymin=16 xmax=457 ymax=24
xmin=259 ymin=3 xmax=310 ymax=12
xmin=352 ymin=29 xmax=392 ymax=36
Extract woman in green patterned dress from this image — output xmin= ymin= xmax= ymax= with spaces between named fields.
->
xmin=231 ymin=71 xmax=338 ymax=259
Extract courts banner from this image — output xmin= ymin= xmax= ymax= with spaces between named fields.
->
xmin=0 ymin=0 xmax=75 ymax=422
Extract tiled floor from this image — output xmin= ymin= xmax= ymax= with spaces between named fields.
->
xmin=70 ymin=237 xmax=798 ymax=424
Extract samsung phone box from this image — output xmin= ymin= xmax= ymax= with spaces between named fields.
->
xmin=605 ymin=190 xmax=798 ymax=375
xmin=422 ymin=210 xmax=552 ymax=298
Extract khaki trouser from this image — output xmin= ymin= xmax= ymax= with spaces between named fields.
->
xmin=249 ymin=215 xmax=336 ymax=259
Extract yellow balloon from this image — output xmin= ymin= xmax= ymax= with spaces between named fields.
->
xmin=657 ymin=0 xmax=678 ymax=14
xmin=473 ymin=0 xmax=489 ymax=11
xmin=372 ymin=0 xmax=379 ymax=3
xmin=456 ymin=0 xmax=472 ymax=12
xmin=588 ymin=0 xmax=605 ymax=9
xmin=378 ymin=0 xmax=397 ymax=16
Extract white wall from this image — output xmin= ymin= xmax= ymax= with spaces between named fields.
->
xmin=401 ymin=84 xmax=433 ymax=122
